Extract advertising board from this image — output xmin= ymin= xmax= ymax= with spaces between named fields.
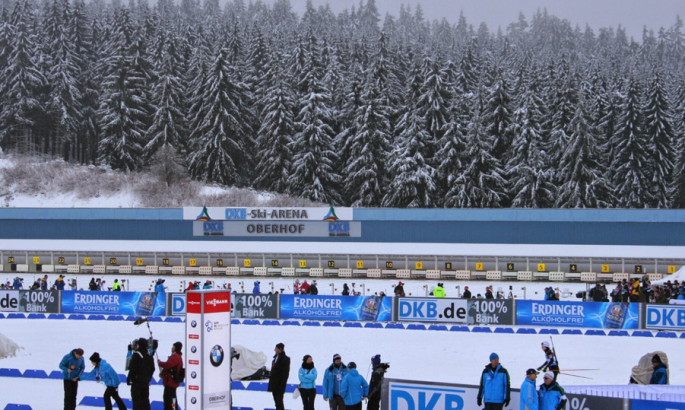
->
xmin=280 ymin=295 xmax=392 ymax=321
xmin=0 ymin=290 xmax=60 ymax=313
xmin=232 ymin=293 xmax=279 ymax=319
xmin=644 ymin=305 xmax=685 ymax=330
xmin=516 ymin=300 xmax=640 ymax=329
xmin=61 ymin=291 xmax=162 ymax=316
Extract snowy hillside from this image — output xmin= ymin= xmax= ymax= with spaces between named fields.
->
xmin=0 ymin=154 xmax=322 ymax=208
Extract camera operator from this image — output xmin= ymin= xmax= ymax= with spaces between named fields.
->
xmin=367 ymin=354 xmax=389 ymax=410
xmin=127 ymin=338 xmax=155 ymax=410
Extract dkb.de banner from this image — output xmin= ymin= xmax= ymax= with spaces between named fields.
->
xmin=61 ymin=291 xmax=163 ymax=316
xmin=644 ymin=304 xmax=685 ymax=330
xmin=280 ymin=295 xmax=392 ymax=321
xmin=395 ymin=298 xmax=514 ymax=325
xmin=516 ymin=300 xmax=640 ymax=329
xmin=0 ymin=290 xmax=61 ymax=313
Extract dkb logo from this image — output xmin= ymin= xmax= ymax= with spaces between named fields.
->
xmin=390 ymin=383 xmax=465 ymax=410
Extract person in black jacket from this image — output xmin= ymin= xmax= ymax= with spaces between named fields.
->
xmin=127 ymin=338 xmax=155 ymax=410
xmin=367 ymin=354 xmax=389 ymax=410
xmin=268 ymin=342 xmax=290 ymax=410
xmin=462 ymin=286 xmax=472 ymax=299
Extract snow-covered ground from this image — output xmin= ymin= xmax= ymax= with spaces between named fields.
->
xmin=0 ymin=313 xmax=683 ymax=409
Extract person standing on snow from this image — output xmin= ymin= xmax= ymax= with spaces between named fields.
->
xmin=477 ymin=352 xmax=511 ymax=410
xmin=298 ymin=354 xmax=318 ymax=410
xmin=54 ymin=274 xmax=66 ymax=290
xmin=323 ymin=353 xmax=348 ymax=410
xmin=538 ymin=372 xmax=567 ymax=410
xmin=112 ymin=279 xmax=122 ymax=291
xmin=433 ymin=283 xmax=446 ymax=298
xmin=154 ymin=279 xmax=166 ymax=296
xmin=520 ymin=368 xmax=539 ymax=410
xmin=394 ymin=282 xmax=405 ymax=297
xmin=253 ymin=281 xmax=261 ymax=294
xmin=537 ymin=341 xmax=559 ymax=382
xmin=367 ymin=354 xmax=389 ymax=410
xmin=340 ymin=362 xmax=369 ymax=410
xmin=157 ymin=342 xmax=184 ymax=409
xmin=462 ymin=286 xmax=472 ymax=299
xmin=82 ymin=352 xmax=127 ymax=410
xmin=60 ymin=347 xmax=85 ymax=410
xmin=650 ymin=354 xmax=668 ymax=385
xmin=268 ymin=342 xmax=290 ymax=410
xmin=127 ymin=338 xmax=155 ymax=410
xmin=308 ymin=280 xmax=319 ymax=295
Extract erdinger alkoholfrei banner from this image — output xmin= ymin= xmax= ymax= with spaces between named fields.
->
xmin=61 ymin=291 xmax=163 ymax=316
xmin=185 ymin=290 xmax=231 ymax=409
xmin=516 ymin=300 xmax=640 ymax=329
xmin=279 ymin=295 xmax=393 ymax=321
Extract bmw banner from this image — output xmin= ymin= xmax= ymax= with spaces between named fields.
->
xmin=185 ymin=290 xmax=231 ymax=409
xmin=61 ymin=291 xmax=163 ymax=316
xmin=516 ymin=300 xmax=640 ymax=329
xmin=279 ymin=295 xmax=392 ymax=321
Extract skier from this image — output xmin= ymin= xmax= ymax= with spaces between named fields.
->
xmin=127 ymin=338 xmax=155 ymax=410
xmin=485 ymin=286 xmax=494 ymax=299
xmin=55 ymin=275 xmax=66 ymax=290
xmin=323 ymin=353 xmax=348 ymax=410
xmin=82 ymin=352 xmax=127 ymax=410
xmin=300 ymin=280 xmax=310 ymax=294
xmin=298 ymin=354 xmax=317 ymax=410
xmin=294 ymin=279 xmax=301 ymax=295
xmin=157 ymin=342 xmax=184 ymax=409
xmin=89 ymin=278 xmax=98 ymax=291
xmin=462 ymin=286 xmax=472 ymax=299
xmin=538 ymin=372 xmax=567 ymax=410
xmin=367 ymin=354 xmax=389 ymax=410
xmin=520 ymin=369 xmax=539 ymax=410
xmin=154 ymin=279 xmax=166 ymax=296
xmin=59 ymin=348 xmax=85 ymax=410
xmin=40 ymin=275 xmax=48 ymax=290
xmin=476 ymin=353 xmax=510 ymax=410
xmin=342 ymin=283 xmax=350 ymax=296
xmin=12 ymin=277 xmax=23 ymax=289
xmin=112 ymin=279 xmax=122 ymax=291
xmin=203 ymin=280 xmax=212 ymax=289
xmin=340 ymin=362 xmax=369 ymax=410
xmin=308 ymin=280 xmax=319 ymax=295
xmin=268 ymin=342 xmax=290 ymax=410
xmin=650 ymin=354 xmax=668 ymax=385
xmin=537 ymin=341 xmax=559 ymax=382
xmin=253 ymin=281 xmax=261 ymax=294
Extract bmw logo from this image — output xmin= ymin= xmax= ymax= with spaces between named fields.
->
xmin=191 ymin=371 xmax=197 ymax=379
xmin=191 ymin=346 xmax=197 ymax=354
xmin=191 ymin=320 xmax=197 ymax=328
xmin=210 ymin=345 xmax=224 ymax=367
xmin=191 ymin=397 xmax=197 ymax=404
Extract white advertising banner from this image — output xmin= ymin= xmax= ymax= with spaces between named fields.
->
xmin=185 ymin=290 xmax=231 ymax=409
xmin=183 ymin=206 xmax=353 ymax=221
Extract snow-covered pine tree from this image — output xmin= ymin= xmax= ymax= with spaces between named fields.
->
xmin=507 ymin=69 xmax=556 ymax=208
xmin=643 ymin=73 xmax=676 ymax=208
xmin=342 ymin=79 xmax=391 ymax=206
xmin=555 ymin=94 xmax=613 ymax=208
xmin=144 ymin=32 xmax=188 ymax=160
xmin=448 ymin=100 xmax=506 ymax=208
xmin=187 ymin=47 xmax=254 ymax=186
xmin=415 ymin=56 xmax=451 ymax=168
xmin=253 ymin=71 xmax=296 ymax=193
xmin=382 ymin=107 xmax=436 ymax=207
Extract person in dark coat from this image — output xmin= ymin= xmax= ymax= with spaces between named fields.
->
xmin=308 ymin=281 xmax=319 ymax=295
xmin=650 ymin=354 xmax=668 ymax=385
xmin=462 ymin=286 xmax=472 ymax=299
xmin=394 ymin=282 xmax=405 ymax=297
xmin=59 ymin=348 xmax=85 ymax=410
xmin=367 ymin=354 xmax=389 ymax=410
xmin=342 ymin=283 xmax=350 ymax=296
xmin=127 ymin=338 xmax=155 ymax=410
xmin=268 ymin=342 xmax=290 ymax=410
xmin=157 ymin=342 xmax=183 ymax=409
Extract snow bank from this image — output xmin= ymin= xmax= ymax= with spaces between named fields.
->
xmin=0 ymin=333 xmax=21 ymax=359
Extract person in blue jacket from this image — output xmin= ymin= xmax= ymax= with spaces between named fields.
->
xmin=59 ymin=348 xmax=85 ymax=410
xmin=340 ymin=362 xmax=369 ymax=410
xmin=650 ymin=354 xmax=668 ymax=385
xmin=82 ymin=352 xmax=127 ymax=410
xmin=538 ymin=372 xmax=567 ymax=410
xmin=520 ymin=368 xmax=539 ymax=410
xmin=253 ymin=281 xmax=261 ymax=294
xmin=298 ymin=354 xmax=318 ymax=410
xmin=477 ymin=353 xmax=511 ymax=409
xmin=155 ymin=278 xmax=165 ymax=295
xmin=323 ymin=353 xmax=348 ymax=410
xmin=12 ymin=277 xmax=23 ymax=289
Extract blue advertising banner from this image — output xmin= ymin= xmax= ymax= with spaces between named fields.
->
xmin=61 ymin=291 xmax=163 ymax=316
xmin=645 ymin=305 xmax=685 ymax=330
xmin=280 ymin=295 xmax=392 ymax=321
xmin=516 ymin=300 xmax=639 ymax=329
xmin=631 ymin=400 xmax=685 ymax=410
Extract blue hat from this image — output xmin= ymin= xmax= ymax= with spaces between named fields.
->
xmin=489 ymin=353 xmax=499 ymax=361
xmin=371 ymin=354 xmax=381 ymax=366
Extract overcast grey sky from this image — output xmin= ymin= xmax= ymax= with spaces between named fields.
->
xmin=268 ymin=0 xmax=685 ymax=39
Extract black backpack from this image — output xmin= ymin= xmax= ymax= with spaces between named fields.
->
xmin=170 ymin=365 xmax=185 ymax=384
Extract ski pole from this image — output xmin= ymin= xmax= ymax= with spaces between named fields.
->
xmin=558 ymin=372 xmax=593 ymax=380
xmin=560 ymin=369 xmax=600 ymax=372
